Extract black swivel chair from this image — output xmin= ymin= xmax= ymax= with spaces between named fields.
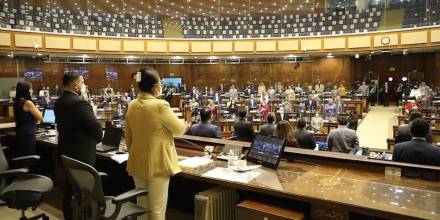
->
xmin=61 ymin=155 xmax=149 ymax=220
xmin=0 ymin=146 xmax=53 ymax=220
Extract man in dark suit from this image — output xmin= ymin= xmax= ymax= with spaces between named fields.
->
xmin=55 ymin=73 xmax=103 ymax=220
xmin=188 ymin=108 xmax=221 ymax=138
xmin=304 ymin=95 xmax=317 ymax=113
xmin=112 ymin=103 xmax=127 ymax=120
xmin=260 ymin=112 xmax=276 ymax=136
xmin=294 ymin=118 xmax=316 ymax=149
xmin=246 ymin=94 xmax=259 ymax=109
xmin=234 ymin=109 xmax=255 ymax=142
xmin=393 ymin=118 xmax=440 ymax=166
xmin=395 ymin=110 xmax=432 ymax=144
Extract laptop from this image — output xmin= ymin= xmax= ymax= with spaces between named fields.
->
xmin=96 ymin=127 xmax=123 ymax=152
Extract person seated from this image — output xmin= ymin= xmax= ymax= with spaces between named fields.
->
xmin=284 ymin=86 xmax=295 ymax=100
xmin=294 ymin=83 xmax=303 ymax=95
xmin=294 ymin=118 xmax=316 ymax=149
xmin=233 ymin=109 xmax=254 ymax=142
xmin=260 ymin=112 xmax=277 ymax=136
xmin=409 ymin=85 xmax=422 ymax=99
xmin=404 ymin=99 xmax=418 ymax=114
xmin=395 ymin=110 xmax=432 ymax=144
xmin=281 ymin=96 xmax=292 ymax=114
xmin=258 ymin=101 xmax=270 ymax=122
xmin=393 ymin=118 xmax=440 ymax=166
xmin=189 ymin=98 xmax=200 ymax=111
xmin=347 ymin=110 xmax=358 ymax=131
xmin=229 ymin=84 xmax=238 ymax=100
xmin=244 ymin=86 xmax=253 ymax=96
xmin=327 ymin=115 xmax=359 ymax=153
xmin=304 ymin=94 xmax=317 ymax=113
xmin=274 ymin=121 xmax=299 ymax=147
xmin=188 ymin=108 xmax=221 ymax=138
xmin=267 ymin=86 xmax=276 ymax=101
xmin=246 ymin=94 xmax=259 ymax=109
xmin=324 ymin=98 xmax=338 ymax=118
xmin=112 ymin=103 xmax=126 ymax=120
xmin=104 ymin=84 xmax=114 ymax=98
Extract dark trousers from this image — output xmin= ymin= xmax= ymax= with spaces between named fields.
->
xmin=15 ymin=133 xmax=36 ymax=157
xmin=63 ymin=178 xmax=73 ymax=220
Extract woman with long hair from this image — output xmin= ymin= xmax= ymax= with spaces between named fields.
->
xmin=13 ymin=81 xmax=43 ymax=156
xmin=275 ymin=121 xmax=299 ymax=147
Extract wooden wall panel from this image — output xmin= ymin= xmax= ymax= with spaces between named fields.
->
xmin=15 ymin=34 xmax=42 ymax=48
xmin=146 ymin=41 xmax=167 ymax=52
xmin=430 ymin=29 xmax=440 ymax=43
xmin=301 ymin=39 xmax=321 ymax=51
xmin=191 ymin=41 xmax=211 ymax=53
xmin=255 ymin=40 xmax=277 ymax=52
xmin=373 ymin=34 xmax=398 ymax=47
xmin=45 ymin=36 xmax=71 ymax=49
xmin=73 ymin=38 xmax=97 ymax=50
xmin=234 ymin=41 xmax=254 ymax=52
xmin=324 ymin=37 xmax=346 ymax=49
xmin=169 ymin=41 xmax=189 ymax=53
xmin=99 ymin=39 xmax=121 ymax=51
xmin=401 ymin=31 xmax=428 ymax=45
xmin=0 ymin=32 xmax=11 ymax=46
xmin=213 ymin=41 xmax=233 ymax=52
xmin=348 ymin=36 xmax=371 ymax=48
xmin=123 ymin=40 xmax=145 ymax=52
xmin=278 ymin=40 xmax=299 ymax=51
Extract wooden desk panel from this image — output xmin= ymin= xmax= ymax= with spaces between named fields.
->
xmin=6 ymin=133 xmax=440 ymax=220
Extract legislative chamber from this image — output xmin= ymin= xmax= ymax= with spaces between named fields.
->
xmin=0 ymin=0 xmax=440 ymax=220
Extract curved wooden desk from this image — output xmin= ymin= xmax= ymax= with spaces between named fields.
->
xmin=6 ymin=133 xmax=439 ymax=220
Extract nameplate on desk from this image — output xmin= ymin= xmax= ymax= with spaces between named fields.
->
xmin=385 ymin=166 xmax=401 ymax=177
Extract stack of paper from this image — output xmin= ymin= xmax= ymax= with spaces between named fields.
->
xmin=178 ymin=157 xmax=213 ymax=170
xmin=111 ymin=154 xmax=129 ymax=164
xmin=202 ymin=167 xmax=261 ymax=184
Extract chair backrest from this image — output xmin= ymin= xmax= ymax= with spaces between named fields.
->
xmin=0 ymin=146 xmax=9 ymax=173
xmin=61 ymin=155 xmax=106 ymax=219
xmin=0 ymin=146 xmax=9 ymax=192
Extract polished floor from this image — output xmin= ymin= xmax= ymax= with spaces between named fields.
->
xmin=0 ymin=187 xmax=193 ymax=220
xmin=357 ymin=106 xmax=398 ymax=149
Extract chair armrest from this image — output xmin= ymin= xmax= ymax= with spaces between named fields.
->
xmin=0 ymin=168 xmax=29 ymax=179
xmin=10 ymin=155 xmax=40 ymax=168
xmin=112 ymin=188 xmax=148 ymax=205
xmin=226 ymin=136 xmax=236 ymax=140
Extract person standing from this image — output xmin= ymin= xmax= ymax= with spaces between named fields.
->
xmin=55 ymin=73 xmax=103 ymax=220
xmin=125 ymin=68 xmax=188 ymax=220
xmin=382 ymin=82 xmax=389 ymax=107
xmin=13 ymin=82 xmax=43 ymax=156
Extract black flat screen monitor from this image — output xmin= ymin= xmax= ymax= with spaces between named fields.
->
xmin=42 ymin=109 xmax=56 ymax=124
xmin=246 ymin=135 xmax=287 ymax=169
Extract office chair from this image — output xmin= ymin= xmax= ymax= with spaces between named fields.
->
xmin=61 ymin=155 xmax=149 ymax=220
xmin=0 ymin=146 xmax=53 ymax=220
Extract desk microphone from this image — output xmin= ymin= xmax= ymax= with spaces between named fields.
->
xmin=174 ymin=137 xmax=213 ymax=158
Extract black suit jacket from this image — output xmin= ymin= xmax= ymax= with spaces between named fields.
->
xmin=395 ymin=124 xmax=432 ymax=144
xmin=260 ymin=123 xmax=276 ymax=136
xmin=393 ymin=139 xmax=440 ymax=166
xmin=55 ymin=91 xmax=103 ymax=166
xmin=294 ymin=129 xmax=316 ymax=149
xmin=189 ymin=122 xmax=221 ymax=138
xmin=304 ymin=99 xmax=317 ymax=112
xmin=234 ymin=119 xmax=255 ymax=142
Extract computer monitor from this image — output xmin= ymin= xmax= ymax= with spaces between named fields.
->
xmin=246 ymin=135 xmax=287 ymax=169
xmin=42 ymin=109 xmax=56 ymax=124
